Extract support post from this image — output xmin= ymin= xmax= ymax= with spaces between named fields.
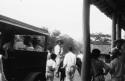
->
xmin=111 ymin=13 xmax=116 ymax=48
xmin=44 ymin=35 xmax=48 ymax=52
xmin=116 ymin=16 xmax=121 ymax=40
xmin=81 ymin=0 xmax=91 ymax=81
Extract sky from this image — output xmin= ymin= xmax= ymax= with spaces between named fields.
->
xmin=0 ymin=0 xmax=112 ymax=41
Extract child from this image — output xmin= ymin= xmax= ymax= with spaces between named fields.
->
xmin=46 ymin=53 xmax=57 ymax=81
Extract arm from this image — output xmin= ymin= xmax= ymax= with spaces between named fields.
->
xmin=105 ymin=59 xmax=117 ymax=74
xmin=3 ymin=49 xmax=8 ymax=59
xmin=63 ymin=55 xmax=67 ymax=68
xmin=103 ymin=62 xmax=110 ymax=75
xmin=2 ymin=43 xmax=9 ymax=59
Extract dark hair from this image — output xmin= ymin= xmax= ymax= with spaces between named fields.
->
xmin=56 ymin=40 xmax=64 ymax=44
xmin=111 ymin=48 xmax=121 ymax=59
xmin=50 ymin=54 xmax=57 ymax=60
xmin=91 ymin=49 xmax=101 ymax=58
xmin=23 ymin=36 xmax=32 ymax=46
xmin=68 ymin=46 xmax=73 ymax=52
xmin=114 ymin=39 xmax=125 ymax=49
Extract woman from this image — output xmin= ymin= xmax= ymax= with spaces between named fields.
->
xmin=91 ymin=49 xmax=108 ymax=81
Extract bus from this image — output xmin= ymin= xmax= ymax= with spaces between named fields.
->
xmin=0 ymin=15 xmax=49 ymax=81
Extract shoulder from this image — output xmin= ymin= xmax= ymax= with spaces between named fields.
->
xmin=0 ymin=55 xmax=2 ymax=59
xmin=55 ymin=45 xmax=59 ymax=48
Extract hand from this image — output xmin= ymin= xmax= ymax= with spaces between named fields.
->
xmin=60 ymin=67 xmax=64 ymax=69
xmin=55 ymin=72 xmax=59 ymax=78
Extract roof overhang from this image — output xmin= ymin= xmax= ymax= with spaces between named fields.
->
xmin=91 ymin=0 xmax=125 ymax=29
xmin=0 ymin=15 xmax=49 ymax=36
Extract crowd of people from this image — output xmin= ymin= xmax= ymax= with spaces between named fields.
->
xmin=46 ymin=39 xmax=125 ymax=81
xmin=14 ymin=35 xmax=44 ymax=52
xmin=89 ymin=39 xmax=125 ymax=81
xmin=0 ymin=32 xmax=125 ymax=81
xmin=46 ymin=39 xmax=77 ymax=81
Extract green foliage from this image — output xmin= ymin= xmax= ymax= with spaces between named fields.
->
xmin=47 ymin=30 xmax=81 ymax=54
xmin=90 ymin=33 xmax=111 ymax=45
xmin=47 ymin=30 xmax=61 ymax=50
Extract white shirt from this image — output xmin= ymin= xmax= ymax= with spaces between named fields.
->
xmin=54 ymin=44 xmax=60 ymax=55
xmin=63 ymin=52 xmax=76 ymax=67
xmin=14 ymin=41 xmax=26 ymax=50
xmin=46 ymin=59 xmax=56 ymax=72
xmin=77 ymin=53 xmax=83 ymax=62
xmin=54 ymin=44 xmax=61 ymax=55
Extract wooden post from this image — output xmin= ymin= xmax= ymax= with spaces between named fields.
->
xmin=111 ymin=13 xmax=116 ymax=48
xmin=81 ymin=0 xmax=91 ymax=81
xmin=44 ymin=35 xmax=48 ymax=52
xmin=116 ymin=16 xmax=121 ymax=40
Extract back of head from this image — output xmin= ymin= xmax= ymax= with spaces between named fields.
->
xmin=68 ymin=46 xmax=73 ymax=52
xmin=91 ymin=49 xmax=101 ymax=59
xmin=56 ymin=38 xmax=64 ymax=45
xmin=114 ymin=39 xmax=125 ymax=49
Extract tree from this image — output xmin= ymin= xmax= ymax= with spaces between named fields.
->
xmin=47 ymin=30 xmax=61 ymax=50
xmin=59 ymin=34 xmax=80 ymax=54
xmin=90 ymin=33 xmax=111 ymax=45
xmin=47 ymin=30 xmax=81 ymax=55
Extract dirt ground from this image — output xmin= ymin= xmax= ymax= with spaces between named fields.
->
xmin=54 ymin=70 xmax=111 ymax=81
xmin=54 ymin=70 xmax=81 ymax=81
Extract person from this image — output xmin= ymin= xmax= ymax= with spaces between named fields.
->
xmin=91 ymin=49 xmax=109 ymax=81
xmin=46 ymin=53 xmax=57 ymax=81
xmin=47 ymin=48 xmax=53 ymax=60
xmin=54 ymin=39 xmax=64 ymax=77
xmin=0 ymin=42 xmax=10 ymax=81
xmin=76 ymin=51 xmax=83 ymax=75
xmin=106 ymin=39 xmax=125 ymax=81
xmin=0 ymin=53 xmax=8 ymax=81
xmin=14 ymin=35 xmax=26 ymax=50
xmin=0 ymin=33 xmax=15 ymax=81
xmin=62 ymin=47 xmax=76 ymax=81
xmin=77 ymin=51 xmax=83 ymax=62
xmin=25 ymin=42 xmax=34 ymax=51
xmin=32 ymin=37 xmax=44 ymax=52
xmin=58 ymin=58 xmax=66 ymax=81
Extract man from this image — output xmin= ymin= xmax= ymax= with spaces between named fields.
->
xmin=106 ymin=39 xmax=125 ymax=81
xmin=54 ymin=39 xmax=64 ymax=77
xmin=76 ymin=51 xmax=83 ymax=75
xmin=54 ymin=39 xmax=63 ymax=56
xmin=62 ymin=47 xmax=76 ymax=81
